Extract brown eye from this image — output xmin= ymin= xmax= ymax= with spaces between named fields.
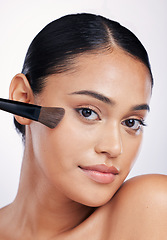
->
xmin=122 ymin=119 xmax=146 ymax=130
xmin=125 ymin=119 xmax=136 ymax=128
xmin=82 ymin=108 xmax=92 ymax=117
xmin=76 ymin=108 xmax=100 ymax=121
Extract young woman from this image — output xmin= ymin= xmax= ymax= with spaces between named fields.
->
xmin=0 ymin=13 xmax=166 ymax=239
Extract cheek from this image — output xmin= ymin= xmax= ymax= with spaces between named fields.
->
xmin=122 ymin=134 xmax=143 ymax=172
xmin=30 ymin=119 xmax=92 ymax=179
xmin=30 ymin=122 xmax=102 ymax=205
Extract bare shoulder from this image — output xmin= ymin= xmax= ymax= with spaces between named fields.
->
xmin=107 ymin=174 xmax=167 ymax=239
xmin=119 ymin=174 xmax=167 ymax=206
xmin=118 ymin=174 xmax=167 ymax=199
xmin=0 ymin=205 xmax=13 ymax=239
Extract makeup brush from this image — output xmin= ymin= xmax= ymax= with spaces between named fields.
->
xmin=0 ymin=98 xmax=65 ymax=129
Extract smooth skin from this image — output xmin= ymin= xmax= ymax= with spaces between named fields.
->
xmin=0 ymin=48 xmax=167 ymax=239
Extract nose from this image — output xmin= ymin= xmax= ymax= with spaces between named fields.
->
xmin=94 ymin=122 xmax=123 ymax=158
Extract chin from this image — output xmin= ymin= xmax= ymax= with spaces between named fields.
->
xmin=88 ymin=201 xmax=109 ymax=208
xmin=75 ymin=191 xmax=115 ymax=208
xmin=85 ymin=197 xmax=112 ymax=208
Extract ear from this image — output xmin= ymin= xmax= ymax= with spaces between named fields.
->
xmin=9 ymin=73 xmax=34 ymax=126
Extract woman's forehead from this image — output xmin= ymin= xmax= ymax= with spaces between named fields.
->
xmin=40 ymin=51 xmax=151 ymax=110
xmin=48 ymin=51 xmax=151 ymax=93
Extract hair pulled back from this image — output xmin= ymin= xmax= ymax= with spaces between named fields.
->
xmin=15 ymin=13 xmax=153 ymax=138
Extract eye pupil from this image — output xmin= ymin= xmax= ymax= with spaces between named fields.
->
xmin=82 ymin=109 xmax=92 ymax=117
xmin=125 ymin=119 xmax=135 ymax=127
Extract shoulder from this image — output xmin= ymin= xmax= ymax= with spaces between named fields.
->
xmin=115 ymin=174 xmax=167 ymax=219
xmin=106 ymin=174 xmax=167 ymax=239
xmin=0 ymin=205 xmax=13 ymax=239
xmin=118 ymin=173 xmax=167 ymax=199
xmin=118 ymin=174 xmax=167 ymax=206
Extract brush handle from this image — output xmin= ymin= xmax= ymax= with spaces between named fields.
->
xmin=0 ymin=98 xmax=41 ymax=121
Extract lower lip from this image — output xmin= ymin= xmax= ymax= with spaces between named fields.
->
xmin=80 ymin=168 xmax=116 ymax=184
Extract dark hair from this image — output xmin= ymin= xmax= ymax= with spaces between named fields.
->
xmin=14 ymin=13 xmax=153 ymax=138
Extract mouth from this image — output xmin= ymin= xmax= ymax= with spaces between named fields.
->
xmin=79 ymin=164 xmax=119 ymax=184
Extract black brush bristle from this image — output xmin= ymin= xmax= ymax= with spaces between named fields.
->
xmin=39 ymin=107 xmax=65 ymax=128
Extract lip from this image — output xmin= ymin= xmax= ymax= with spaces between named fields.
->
xmin=79 ymin=164 xmax=119 ymax=184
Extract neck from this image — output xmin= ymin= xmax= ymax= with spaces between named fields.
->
xmin=11 ymin=136 xmax=94 ymax=238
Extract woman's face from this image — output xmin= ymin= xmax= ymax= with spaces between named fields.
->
xmin=30 ymin=49 xmax=152 ymax=207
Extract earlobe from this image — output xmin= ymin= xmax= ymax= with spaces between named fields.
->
xmin=9 ymin=73 xmax=34 ymax=126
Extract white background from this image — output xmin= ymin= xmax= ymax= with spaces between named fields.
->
xmin=0 ymin=0 xmax=167 ymax=208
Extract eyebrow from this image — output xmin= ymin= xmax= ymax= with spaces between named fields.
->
xmin=69 ymin=90 xmax=115 ymax=105
xmin=69 ymin=90 xmax=150 ymax=111
xmin=131 ymin=104 xmax=150 ymax=112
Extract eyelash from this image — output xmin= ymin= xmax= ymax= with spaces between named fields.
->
xmin=75 ymin=107 xmax=101 ymax=121
xmin=121 ymin=118 xmax=146 ymax=132
xmin=75 ymin=107 xmax=146 ymax=131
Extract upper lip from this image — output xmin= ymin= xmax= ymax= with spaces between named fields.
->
xmin=79 ymin=164 xmax=119 ymax=174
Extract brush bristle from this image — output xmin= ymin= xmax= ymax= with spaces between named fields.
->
xmin=38 ymin=107 xmax=65 ymax=128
